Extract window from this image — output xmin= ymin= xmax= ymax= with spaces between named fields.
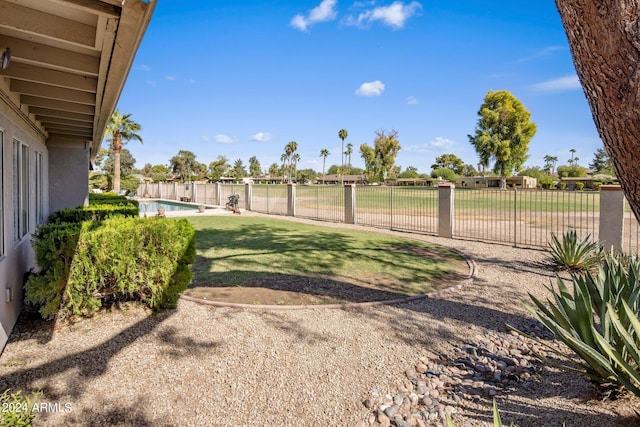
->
xmin=13 ymin=140 xmax=29 ymax=241
xmin=35 ymin=151 xmax=44 ymax=225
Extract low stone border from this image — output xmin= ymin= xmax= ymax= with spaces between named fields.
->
xmin=179 ymin=248 xmax=477 ymax=310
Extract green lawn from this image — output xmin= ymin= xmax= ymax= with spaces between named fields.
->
xmin=186 ymin=216 xmax=468 ymax=304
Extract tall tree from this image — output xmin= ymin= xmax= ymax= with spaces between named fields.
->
xmin=319 ymin=148 xmax=330 ymax=184
xmin=345 ymin=143 xmax=353 ymax=173
xmin=232 ymin=158 xmax=247 ymax=179
xmin=169 ymin=150 xmax=199 ymax=182
xmin=590 ymin=147 xmax=613 ymax=174
xmin=102 ymin=148 xmax=136 ymax=176
xmin=338 ymin=128 xmax=348 ymax=184
xmin=468 ymin=90 xmax=537 ymax=189
xmin=568 ymin=148 xmax=577 ymax=166
xmin=291 ymin=153 xmax=301 ymax=182
xmin=359 ymin=130 xmax=401 ymax=182
xmin=209 ymin=155 xmax=229 ymax=181
xmin=248 ymin=156 xmax=262 ymax=177
xmin=282 ymin=141 xmax=298 ymax=183
xmin=555 ymin=1 xmax=640 ymax=221
xmin=104 ymin=109 xmax=142 ymax=192
xmin=268 ymin=162 xmax=280 ymax=176
xmin=431 ymin=153 xmax=465 ymax=175
xmin=543 ymin=155 xmax=558 ymax=174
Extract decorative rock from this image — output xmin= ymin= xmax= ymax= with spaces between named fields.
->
xmin=384 ymin=405 xmax=399 ymax=418
xmin=378 ymin=413 xmax=391 ymax=427
xmin=393 ymin=393 xmax=405 ymax=406
xmin=394 ymin=415 xmax=412 ymax=427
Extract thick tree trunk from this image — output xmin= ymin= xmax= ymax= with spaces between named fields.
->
xmin=112 ymin=134 xmax=122 ymax=193
xmin=555 ymin=0 xmax=640 ymax=222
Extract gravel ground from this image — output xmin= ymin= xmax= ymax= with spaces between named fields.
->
xmin=1 ymin=212 xmax=640 ymax=426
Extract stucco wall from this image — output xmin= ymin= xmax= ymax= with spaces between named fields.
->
xmin=0 ymin=101 xmax=49 ymax=352
xmin=48 ymin=142 xmax=89 ymax=213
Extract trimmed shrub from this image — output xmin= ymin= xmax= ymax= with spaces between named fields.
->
xmin=26 ymin=217 xmax=195 ymax=319
xmin=47 ymin=194 xmax=139 ymax=224
xmin=576 ymin=182 xmax=585 ymax=191
xmin=558 ymin=182 xmax=567 ymax=190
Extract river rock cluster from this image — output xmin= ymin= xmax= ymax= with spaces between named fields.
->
xmin=359 ymin=321 xmax=557 ymax=427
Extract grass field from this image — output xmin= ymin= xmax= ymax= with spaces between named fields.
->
xmin=185 ymin=215 xmax=468 ymax=305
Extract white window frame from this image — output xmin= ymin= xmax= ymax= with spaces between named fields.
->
xmin=0 ymin=129 xmax=4 ymax=256
xmin=35 ymin=151 xmax=44 ymax=225
xmin=13 ymin=139 xmax=29 ymax=241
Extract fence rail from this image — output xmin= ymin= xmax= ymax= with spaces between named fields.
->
xmin=136 ymin=182 xmax=640 ymax=253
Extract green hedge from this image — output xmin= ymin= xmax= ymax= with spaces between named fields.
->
xmin=26 ymin=217 xmax=195 ymax=319
xmin=47 ymin=194 xmax=139 ymax=224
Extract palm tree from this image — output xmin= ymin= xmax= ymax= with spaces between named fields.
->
xmin=283 ymin=141 xmax=298 ymax=183
xmin=105 ymin=109 xmax=142 ymax=192
xmin=543 ymin=154 xmax=558 ymax=174
xmin=338 ymin=128 xmax=348 ymax=185
xmin=292 ymin=153 xmax=301 ymax=183
xmin=345 ymin=143 xmax=353 ymax=174
xmin=320 ymin=148 xmax=330 ymax=184
xmin=569 ymin=148 xmax=576 ymax=166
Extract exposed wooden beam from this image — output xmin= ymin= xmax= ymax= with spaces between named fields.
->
xmin=44 ymin=126 xmax=92 ymax=137
xmin=38 ymin=117 xmax=93 ymax=128
xmin=30 ymin=106 xmax=93 ymax=122
xmin=0 ymin=0 xmax=96 ymax=47
xmin=47 ymin=132 xmax=91 ymax=141
xmin=22 ymin=94 xmax=94 ymax=114
xmin=48 ymin=0 xmax=120 ymax=18
xmin=11 ymin=80 xmax=96 ymax=105
xmin=0 ymin=62 xmax=97 ymax=92
xmin=0 ymin=35 xmax=99 ymax=75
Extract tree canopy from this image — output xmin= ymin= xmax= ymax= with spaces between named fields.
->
xmin=431 ymin=153 xmax=465 ymax=175
xmin=104 ymin=109 xmax=142 ymax=192
xmin=468 ymin=90 xmax=537 ymax=188
xmin=170 ymin=150 xmax=201 ymax=182
xmin=360 ymin=130 xmax=401 ymax=182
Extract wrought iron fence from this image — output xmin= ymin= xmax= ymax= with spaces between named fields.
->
xmin=355 ymin=186 xmax=438 ymax=234
xmin=134 ymin=182 xmax=640 ymax=253
xmin=251 ymin=184 xmax=288 ymax=215
xmin=296 ymin=185 xmax=344 ymax=222
xmin=453 ymin=188 xmax=599 ymax=248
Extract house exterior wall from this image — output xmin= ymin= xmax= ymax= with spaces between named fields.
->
xmin=48 ymin=142 xmax=90 ymax=213
xmin=0 ymin=100 xmax=49 ymax=351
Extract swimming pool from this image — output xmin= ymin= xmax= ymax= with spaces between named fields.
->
xmin=138 ymin=200 xmax=210 ymax=214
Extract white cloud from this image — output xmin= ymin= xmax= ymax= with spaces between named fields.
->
xmin=215 ymin=134 xmax=238 ymax=144
xmin=251 ymin=132 xmax=273 ymax=142
xmin=146 ymin=80 xmax=157 ymax=87
xmin=201 ymin=136 xmax=210 ymax=142
xmin=405 ymin=137 xmax=454 ymax=153
xmin=518 ymin=45 xmax=566 ymax=62
xmin=165 ymin=75 xmax=175 ymax=81
xmin=348 ymin=1 xmax=422 ymax=29
xmin=531 ymin=75 xmax=581 ymax=92
xmin=430 ymin=136 xmax=453 ymax=148
xmin=406 ymin=96 xmax=419 ymax=105
xmin=355 ymin=80 xmax=385 ymax=96
xmin=290 ymin=0 xmax=338 ymax=32
xmin=137 ymin=64 xmax=152 ymax=71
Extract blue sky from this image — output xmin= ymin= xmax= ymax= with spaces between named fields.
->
xmin=115 ymin=0 xmax=602 ymax=175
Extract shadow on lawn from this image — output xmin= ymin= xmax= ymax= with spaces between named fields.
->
xmin=191 ymin=220 xmax=467 ymax=303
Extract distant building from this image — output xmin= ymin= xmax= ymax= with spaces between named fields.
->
xmin=384 ymin=178 xmax=437 ymax=186
xmin=316 ymin=174 xmax=366 ymax=185
xmin=456 ymin=176 xmax=537 ymax=189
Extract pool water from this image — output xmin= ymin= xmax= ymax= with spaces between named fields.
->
xmin=138 ymin=200 xmax=209 ymax=214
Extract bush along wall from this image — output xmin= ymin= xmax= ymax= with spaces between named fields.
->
xmin=47 ymin=194 xmax=139 ymax=224
xmin=26 ymin=217 xmax=195 ymax=319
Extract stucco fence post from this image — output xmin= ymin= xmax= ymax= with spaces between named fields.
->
xmin=287 ymin=183 xmax=296 ymax=217
xmin=599 ymin=185 xmax=625 ymax=251
xmin=344 ymin=184 xmax=356 ymax=224
xmin=438 ymin=183 xmax=455 ymax=239
xmin=245 ymin=183 xmax=253 ymax=211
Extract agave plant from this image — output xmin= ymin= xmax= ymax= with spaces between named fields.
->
xmin=514 ymin=252 xmax=640 ymax=396
xmin=548 ymin=230 xmax=603 ymax=271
